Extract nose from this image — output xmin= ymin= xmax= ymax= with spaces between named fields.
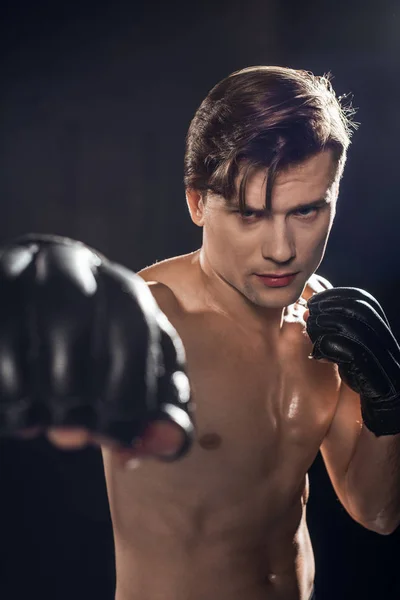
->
xmin=261 ymin=220 xmax=295 ymax=264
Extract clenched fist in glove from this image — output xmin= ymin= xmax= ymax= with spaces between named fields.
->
xmin=0 ymin=234 xmax=194 ymax=461
xmin=306 ymin=287 xmax=400 ymax=437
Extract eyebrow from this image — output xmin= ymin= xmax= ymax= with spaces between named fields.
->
xmin=229 ymin=197 xmax=331 ymax=214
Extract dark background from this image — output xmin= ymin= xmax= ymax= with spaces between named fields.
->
xmin=1 ymin=1 xmax=400 ymax=598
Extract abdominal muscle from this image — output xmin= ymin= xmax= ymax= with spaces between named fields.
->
xmin=104 ymin=449 xmax=315 ymax=600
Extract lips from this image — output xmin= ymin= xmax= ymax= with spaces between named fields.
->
xmin=255 ymin=272 xmax=298 ymax=288
xmin=258 ymin=273 xmax=297 ymax=278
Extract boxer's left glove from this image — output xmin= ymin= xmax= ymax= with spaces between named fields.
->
xmin=306 ymin=287 xmax=400 ymax=437
xmin=0 ymin=234 xmax=194 ymax=459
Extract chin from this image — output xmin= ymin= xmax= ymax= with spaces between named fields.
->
xmin=255 ymin=297 xmax=295 ymax=310
xmin=245 ymin=281 xmax=306 ymax=309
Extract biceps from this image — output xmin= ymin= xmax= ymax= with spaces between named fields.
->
xmin=320 ymin=383 xmax=363 ymax=497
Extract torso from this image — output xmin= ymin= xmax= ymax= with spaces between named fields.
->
xmin=102 ymin=251 xmax=340 ymax=600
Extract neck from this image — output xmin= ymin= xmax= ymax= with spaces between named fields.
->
xmin=196 ymin=248 xmax=285 ymax=335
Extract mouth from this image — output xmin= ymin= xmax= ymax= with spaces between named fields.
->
xmin=255 ymin=272 xmax=299 ymax=288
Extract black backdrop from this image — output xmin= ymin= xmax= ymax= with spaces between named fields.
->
xmin=1 ymin=1 xmax=400 ymax=598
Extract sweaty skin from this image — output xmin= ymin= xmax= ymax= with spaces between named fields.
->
xmin=102 ymin=262 xmax=339 ymax=600
xmin=101 ymin=151 xmax=351 ymax=600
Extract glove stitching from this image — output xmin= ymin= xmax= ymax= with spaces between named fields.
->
xmin=315 ymin=330 xmax=397 ymax=398
xmin=309 ymin=289 xmax=388 ymax=325
xmin=315 ymin=309 xmax=389 ymax=341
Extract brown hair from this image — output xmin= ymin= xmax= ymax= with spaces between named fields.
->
xmin=184 ymin=66 xmax=357 ymax=213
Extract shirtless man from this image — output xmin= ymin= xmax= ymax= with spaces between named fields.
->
xmin=2 ymin=66 xmax=400 ymax=600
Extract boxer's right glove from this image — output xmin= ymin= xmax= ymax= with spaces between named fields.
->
xmin=0 ymin=234 xmax=194 ymax=459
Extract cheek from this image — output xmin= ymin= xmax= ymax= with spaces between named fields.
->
xmin=206 ymin=216 xmax=254 ymax=256
xmin=295 ymin=215 xmax=332 ymax=260
xmin=205 ymin=217 xmax=231 ymax=249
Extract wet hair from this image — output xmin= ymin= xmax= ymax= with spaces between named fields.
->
xmin=184 ymin=66 xmax=357 ymax=213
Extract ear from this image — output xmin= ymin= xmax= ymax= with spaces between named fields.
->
xmin=186 ymin=189 xmax=205 ymax=227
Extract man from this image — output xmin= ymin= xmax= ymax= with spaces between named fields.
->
xmin=2 ymin=66 xmax=400 ymax=600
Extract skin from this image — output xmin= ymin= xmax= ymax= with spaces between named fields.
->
xmin=100 ymin=149 xmax=349 ymax=600
xmin=18 ymin=149 xmax=366 ymax=599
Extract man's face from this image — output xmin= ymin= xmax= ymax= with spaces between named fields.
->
xmin=199 ymin=150 xmax=339 ymax=309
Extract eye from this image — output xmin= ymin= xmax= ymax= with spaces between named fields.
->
xmin=292 ymin=206 xmax=320 ymax=219
xmin=235 ymin=209 xmax=261 ymax=222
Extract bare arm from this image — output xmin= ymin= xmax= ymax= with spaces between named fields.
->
xmin=307 ymin=277 xmax=400 ymax=535
xmin=321 ymin=378 xmax=400 ymax=535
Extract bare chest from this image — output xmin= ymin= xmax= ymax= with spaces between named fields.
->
xmin=104 ymin=312 xmax=339 ymax=533
xmin=172 ymin=315 xmax=339 ymax=492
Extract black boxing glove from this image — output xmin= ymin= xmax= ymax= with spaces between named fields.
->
xmin=0 ymin=234 xmax=194 ymax=459
xmin=306 ymin=287 xmax=400 ymax=437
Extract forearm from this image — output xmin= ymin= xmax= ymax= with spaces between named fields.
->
xmin=345 ymin=424 xmax=400 ymax=534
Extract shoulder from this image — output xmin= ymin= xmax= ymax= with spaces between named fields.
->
xmin=138 ymin=250 xmax=199 ymax=285
xmin=144 ymin=281 xmax=182 ymax=321
xmin=138 ymin=261 xmax=181 ymax=318
xmin=301 ymin=273 xmax=333 ymax=302
xmin=138 ymin=251 xmax=200 ymax=318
